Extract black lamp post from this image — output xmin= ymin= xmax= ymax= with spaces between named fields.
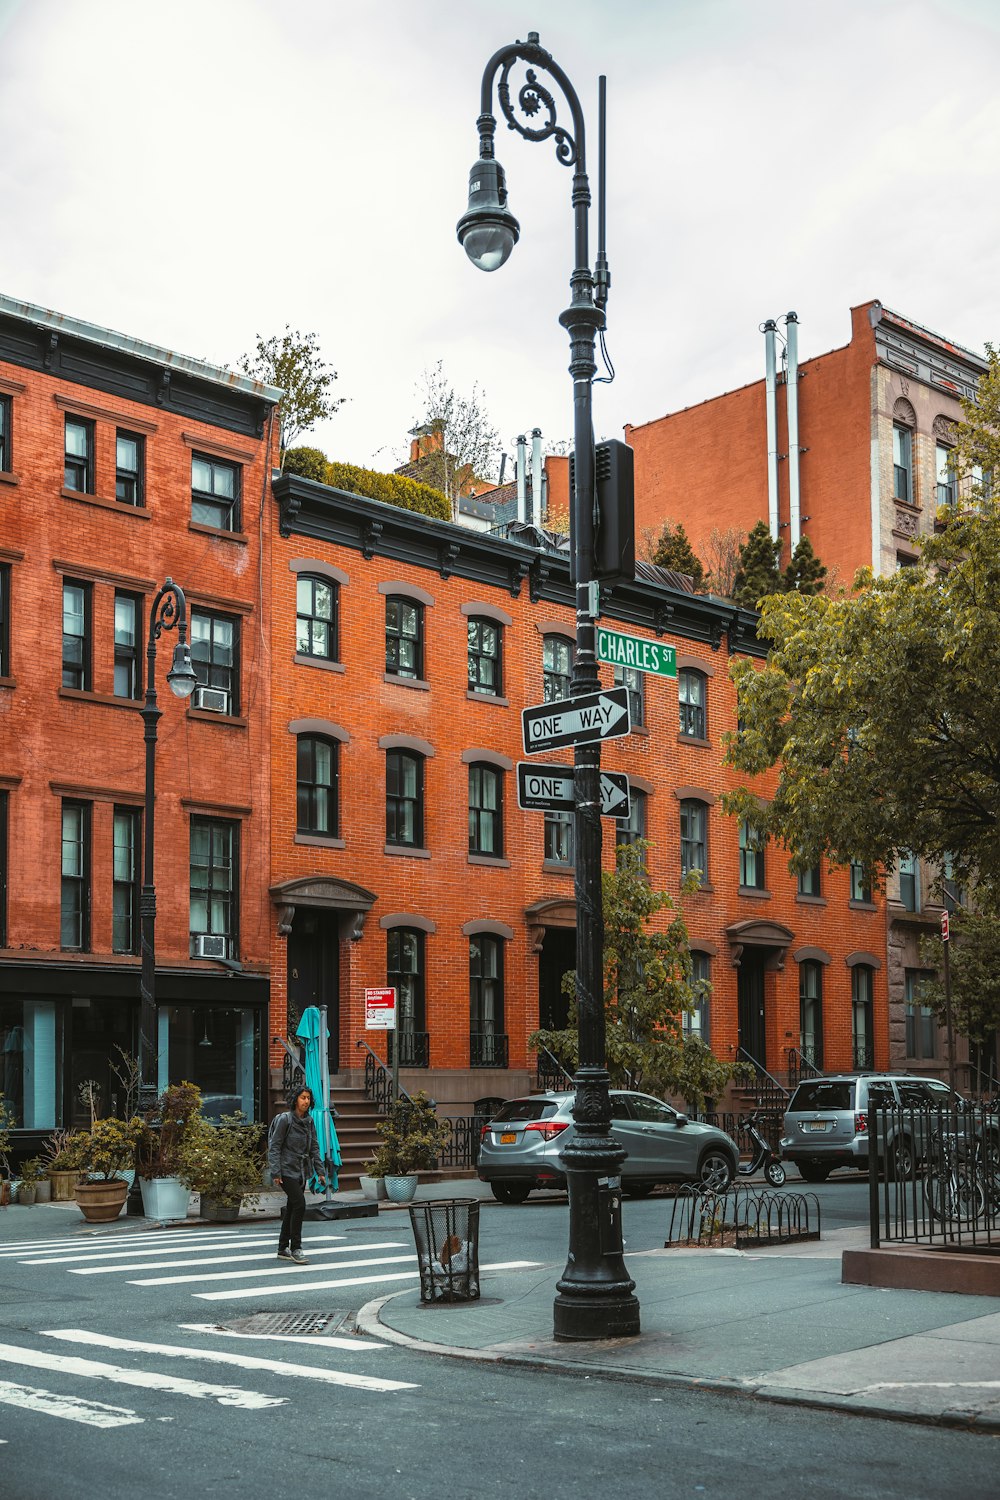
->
xmin=127 ymin=578 xmax=196 ymax=1215
xmin=458 ymin=33 xmax=639 ymax=1340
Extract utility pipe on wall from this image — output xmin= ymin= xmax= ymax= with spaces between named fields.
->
xmin=786 ymin=311 xmax=801 ymax=549
xmin=531 ymin=428 xmax=543 ymax=528
xmin=516 ymin=433 xmax=527 ymax=522
xmin=763 ymin=319 xmax=780 ymax=541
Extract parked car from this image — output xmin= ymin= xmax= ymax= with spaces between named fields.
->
xmin=477 ymin=1090 xmax=740 ymax=1203
xmin=780 ymin=1073 xmax=973 ymax=1182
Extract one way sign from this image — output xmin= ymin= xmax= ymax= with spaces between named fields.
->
xmin=522 ymin=687 xmax=631 ymax=755
xmin=517 ymin=763 xmax=631 ymax=819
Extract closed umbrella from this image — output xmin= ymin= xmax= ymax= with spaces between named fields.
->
xmin=295 ymin=1005 xmax=341 ymax=1204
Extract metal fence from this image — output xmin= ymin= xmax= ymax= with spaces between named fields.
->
xmin=699 ymin=1108 xmax=784 ymax=1156
xmin=665 ymin=1185 xmax=820 ymax=1250
xmin=869 ymin=1104 xmax=1000 ymax=1249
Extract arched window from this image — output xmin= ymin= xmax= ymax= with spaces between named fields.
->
xmin=679 ymin=799 xmax=707 ymax=883
xmin=543 ymin=635 xmax=573 ymax=702
xmin=852 ymin=964 xmax=874 ymax=1069
xmin=386 ymin=751 xmax=424 ymax=848
xmin=799 ymin=960 xmax=823 ymax=1070
xmin=296 ymin=574 xmax=338 ymax=661
xmin=684 ymin=951 xmax=710 ymax=1044
xmin=386 ymin=596 xmax=424 ymax=679
xmin=468 ymin=616 xmax=502 ymax=695
xmin=469 ymin=763 xmax=503 ymax=856
xmin=296 ymin=736 xmax=338 ymax=836
xmin=387 ymin=928 xmax=427 ymax=1067
xmin=679 ymin=669 xmax=707 ymax=739
xmin=470 ymin=933 xmax=507 ymax=1068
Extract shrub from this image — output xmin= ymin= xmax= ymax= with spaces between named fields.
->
xmin=0 ymin=1092 xmax=13 ymax=1179
xmin=42 ymin=1129 xmax=90 ymax=1175
xmin=282 ymin=445 xmax=329 ymax=482
xmin=326 ymin=460 xmax=450 ymax=521
xmin=80 ymin=1117 xmax=144 ymax=1181
xmin=178 ymin=1113 xmax=264 ymax=1209
xmin=365 ymin=1091 xmax=451 ymax=1177
xmin=138 ymin=1082 xmax=202 ymax=1179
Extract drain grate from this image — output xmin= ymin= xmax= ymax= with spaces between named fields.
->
xmin=219 ymin=1310 xmax=355 ymax=1337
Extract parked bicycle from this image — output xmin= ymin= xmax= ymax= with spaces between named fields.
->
xmin=921 ymin=1125 xmax=988 ymax=1225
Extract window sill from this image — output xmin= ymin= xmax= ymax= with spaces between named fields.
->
xmin=677 ymin=734 xmax=711 ymax=748
xmin=685 ymin=882 xmax=714 ymax=894
xmin=295 ymin=833 xmax=345 ymax=849
xmin=738 ymin=885 xmax=772 ymax=899
xmin=542 ymin=860 xmax=575 ymax=876
xmin=294 ymin=652 xmax=345 ymax=674
xmin=467 ymin=690 xmax=509 ymax=706
xmin=629 ymin=723 xmax=650 ymax=737
xmin=849 ymin=900 xmax=877 ymax=911
xmin=384 ymin=843 xmax=431 ymax=859
xmin=383 ymin=673 xmax=429 ymax=691
xmin=0 ymin=675 xmax=15 ymax=690
xmin=59 ymin=687 xmax=141 ymax=709
xmin=62 ymin=486 xmax=150 ymax=518
xmin=189 ymin=520 xmax=248 ymax=545
xmin=187 ymin=708 xmax=248 ymax=728
xmin=0 ymin=470 xmax=19 ymax=487
xmin=468 ymin=854 xmax=511 ymax=868
xmin=795 ymin=893 xmax=827 ymax=906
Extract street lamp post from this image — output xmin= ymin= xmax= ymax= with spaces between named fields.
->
xmin=126 ymin=578 xmax=196 ymax=1215
xmin=458 ymin=33 xmax=640 ymax=1340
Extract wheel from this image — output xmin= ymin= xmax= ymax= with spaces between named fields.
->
xmin=887 ymin=1136 xmax=915 ymax=1181
xmin=765 ymin=1161 xmax=787 ymax=1187
xmin=925 ymin=1170 xmax=986 ymax=1224
xmin=490 ymin=1181 xmax=531 ymax=1205
xmin=796 ymin=1162 xmax=831 ymax=1183
xmin=697 ymin=1150 xmax=734 ymax=1192
xmin=623 ymin=1182 xmax=655 ymax=1199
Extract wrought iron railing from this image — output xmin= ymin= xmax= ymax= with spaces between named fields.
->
xmin=280 ymin=1048 xmax=305 ymax=1098
xmin=355 ymin=1039 xmax=413 ymax=1112
xmin=852 ymin=1040 xmax=875 ymax=1070
xmin=666 ymin=1185 xmax=820 ymax=1250
xmin=386 ymin=1030 xmax=430 ymax=1068
xmin=736 ymin=1047 xmax=790 ymax=1108
xmin=534 ymin=1045 xmax=574 ymax=1091
xmin=471 ymin=1032 xmax=509 ymax=1069
xmin=869 ymin=1104 xmax=1000 ymax=1249
xmin=437 ymin=1114 xmax=492 ymax=1171
xmin=698 ymin=1108 xmax=784 ymax=1155
xmin=786 ymin=1047 xmax=822 ymax=1089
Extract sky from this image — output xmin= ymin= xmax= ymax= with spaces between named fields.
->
xmin=2 ymin=0 xmax=999 ymax=479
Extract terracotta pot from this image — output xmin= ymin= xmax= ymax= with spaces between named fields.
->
xmin=49 ymin=1169 xmax=81 ymax=1202
xmin=75 ymin=1179 xmax=128 ymax=1222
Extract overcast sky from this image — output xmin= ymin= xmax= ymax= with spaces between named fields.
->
xmin=2 ymin=0 xmax=998 ymax=479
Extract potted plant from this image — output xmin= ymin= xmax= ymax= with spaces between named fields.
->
xmin=358 ymin=1164 xmax=387 ymax=1202
xmin=137 ymin=1081 xmax=201 ymax=1220
xmin=16 ymin=1156 xmax=42 ymax=1205
xmin=41 ymin=1129 xmax=90 ymax=1201
xmin=75 ymin=1116 xmax=144 ymax=1222
xmin=366 ymin=1091 xmax=451 ymax=1204
xmin=178 ymin=1112 xmax=265 ymax=1221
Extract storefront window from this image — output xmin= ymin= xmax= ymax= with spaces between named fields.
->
xmin=0 ymin=998 xmax=61 ymax=1129
xmin=164 ymin=1005 xmax=260 ymax=1120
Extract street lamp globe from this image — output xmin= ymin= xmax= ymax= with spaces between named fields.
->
xmin=166 ymin=642 xmax=197 ymax=698
xmin=456 ymin=158 xmax=520 ymax=272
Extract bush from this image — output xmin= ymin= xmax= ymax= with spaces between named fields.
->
xmin=326 ymin=460 xmax=451 ymax=521
xmin=282 ymin=445 xmax=329 ymax=482
xmin=366 ymin=1091 xmax=451 ymax=1177
xmin=80 ymin=1117 xmax=144 ymax=1181
xmin=178 ymin=1113 xmax=265 ymax=1209
xmin=0 ymin=1092 xmax=13 ymax=1179
xmin=138 ymin=1082 xmax=202 ymax=1179
xmin=42 ymin=1129 xmax=90 ymax=1175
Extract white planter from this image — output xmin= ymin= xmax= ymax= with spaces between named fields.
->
xmin=139 ymin=1176 xmax=191 ymax=1220
xmin=359 ymin=1174 xmax=387 ymax=1201
xmin=384 ymin=1174 xmax=419 ymax=1204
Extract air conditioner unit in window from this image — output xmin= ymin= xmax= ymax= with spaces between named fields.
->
xmin=193 ymin=686 xmax=229 ymax=713
xmin=195 ymin=934 xmax=228 ymax=960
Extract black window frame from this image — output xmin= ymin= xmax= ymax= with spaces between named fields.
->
xmin=893 ymin=422 xmax=912 ymax=504
xmin=386 ymin=750 xmax=424 ymax=848
xmin=685 ymin=950 xmax=710 ymax=1044
xmin=679 ymin=668 xmax=707 ymax=739
xmin=0 ymin=562 xmax=9 ymax=680
xmin=385 ymin=596 xmax=424 ymax=680
xmin=739 ymin=820 xmax=766 ymax=890
xmin=296 ymin=574 xmax=339 ymax=662
xmin=797 ymin=861 xmax=822 ymax=897
xmin=679 ymin=798 xmax=707 ymax=882
xmin=543 ymin=635 xmax=573 ymax=702
xmin=935 ymin=443 xmax=956 ymax=509
xmin=190 ymin=607 xmax=239 ymax=714
xmin=543 ymin=808 xmax=574 ymax=865
xmin=64 ymin=415 xmax=94 ymax=494
xmin=898 ymin=852 xmax=919 ymax=912
xmin=852 ymin=964 xmax=875 ymax=1069
xmin=115 ymin=429 xmax=145 ymax=507
xmin=189 ymin=815 xmax=239 ymax=958
xmin=113 ymin=590 xmax=142 ymax=700
xmin=799 ymin=959 xmax=824 ymax=1070
xmin=387 ymin=927 xmax=426 ymax=1038
xmin=468 ymin=762 xmax=503 ymax=857
xmin=62 ymin=578 xmax=92 ymax=691
xmin=0 ymin=789 xmax=7 ymax=948
xmin=297 ymin=735 xmax=340 ymax=838
xmin=0 ymin=393 xmax=11 ymax=473
xmin=468 ymin=615 xmax=502 ymax=696
xmin=850 ymin=861 xmax=872 ymax=903
xmin=613 ymin=662 xmax=644 ymax=727
xmin=904 ymin=969 xmax=936 ymax=1060
xmin=191 ymin=452 xmax=241 ymax=532
xmin=616 ymin=788 xmax=646 ymax=848
xmin=470 ymin=933 xmax=506 ymax=1066
xmin=60 ymin=798 xmax=91 ymax=952
xmin=112 ymin=805 xmax=141 ymax=956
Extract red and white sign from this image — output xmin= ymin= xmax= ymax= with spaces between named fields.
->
xmin=941 ymin=911 xmax=950 ymax=942
xmin=365 ymin=986 xmax=397 ymax=1030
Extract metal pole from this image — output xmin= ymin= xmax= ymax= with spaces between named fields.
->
xmin=943 ymin=929 xmax=956 ymax=1097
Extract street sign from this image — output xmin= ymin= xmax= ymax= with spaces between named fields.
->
xmin=516 ymin=762 xmax=631 ymax=819
xmin=941 ymin=911 xmax=950 ymax=942
xmin=596 ymin=626 xmax=677 ymax=678
xmin=365 ymin=987 xmax=396 ymax=1030
xmin=522 ymin=687 xmax=631 ymax=755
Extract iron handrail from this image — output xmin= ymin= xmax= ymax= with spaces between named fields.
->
xmin=736 ymin=1046 xmax=790 ymax=1101
xmin=534 ymin=1044 xmax=575 ymax=1089
xmin=354 ymin=1038 xmax=414 ymax=1109
xmin=786 ymin=1046 xmax=822 ymax=1087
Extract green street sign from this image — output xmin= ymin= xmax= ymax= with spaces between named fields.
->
xmin=596 ymin=626 xmax=677 ymax=678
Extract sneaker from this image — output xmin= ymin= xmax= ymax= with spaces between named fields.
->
xmin=276 ymin=1248 xmax=292 ymax=1260
xmin=289 ymin=1249 xmax=309 ymax=1265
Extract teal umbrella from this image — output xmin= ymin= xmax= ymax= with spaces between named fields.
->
xmin=295 ymin=1005 xmax=341 ymax=1197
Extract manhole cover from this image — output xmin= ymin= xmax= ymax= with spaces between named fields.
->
xmin=220 ymin=1310 xmax=355 ymax=1337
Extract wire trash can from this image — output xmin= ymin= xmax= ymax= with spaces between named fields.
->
xmin=407 ymin=1198 xmax=480 ymax=1303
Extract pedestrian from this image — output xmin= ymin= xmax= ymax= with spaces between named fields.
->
xmin=268 ymin=1087 xmax=325 ymax=1264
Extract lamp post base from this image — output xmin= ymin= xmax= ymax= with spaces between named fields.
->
xmin=553 ymin=1289 xmax=641 ymax=1342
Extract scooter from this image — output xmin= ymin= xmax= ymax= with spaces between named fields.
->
xmin=737 ymin=1110 xmax=786 ymax=1186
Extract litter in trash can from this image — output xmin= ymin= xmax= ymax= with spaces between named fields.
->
xmin=408 ymin=1198 xmax=480 ymax=1303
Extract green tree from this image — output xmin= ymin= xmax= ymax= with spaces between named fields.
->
xmin=407 ymin=361 xmax=501 ymax=520
xmin=731 ymin=521 xmax=783 ymax=609
xmin=650 ymin=521 xmax=705 ymax=589
xmin=529 ymin=842 xmax=746 ymax=1112
xmin=919 ymin=907 xmax=1000 ymax=1051
xmin=239 ymin=327 xmax=344 ymax=462
xmin=782 ymin=534 xmax=827 ymax=596
xmin=951 ymin=343 xmax=1000 ymax=504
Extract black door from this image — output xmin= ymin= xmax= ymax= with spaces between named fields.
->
xmin=538 ymin=927 xmax=575 ymax=1031
xmin=287 ymin=912 xmax=339 ymax=1073
xmin=737 ymin=957 xmax=766 ymax=1068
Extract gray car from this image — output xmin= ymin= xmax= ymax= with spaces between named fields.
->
xmin=477 ymin=1090 xmax=740 ymax=1203
xmin=780 ymin=1073 xmax=968 ymax=1182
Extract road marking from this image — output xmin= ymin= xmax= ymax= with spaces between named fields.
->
xmin=0 ymin=1342 xmax=284 ymax=1409
xmin=0 ymin=1230 xmax=267 ymax=1259
xmin=35 ymin=1232 xmax=356 ymax=1269
xmin=180 ymin=1323 xmax=389 ymax=1352
xmin=0 ymin=1379 xmax=143 ymax=1428
xmin=194 ymin=1258 xmax=540 ymax=1302
xmin=130 ymin=1251 xmax=416 ymax=1287
xmin=43 ymin=1331 xmax=418 ymax=1394
xmin=70 ymin=1241 xmax=407 ymax=1275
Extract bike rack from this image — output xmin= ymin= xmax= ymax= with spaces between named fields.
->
xmin=664 ymin=1185 xmax=821 ymax=1250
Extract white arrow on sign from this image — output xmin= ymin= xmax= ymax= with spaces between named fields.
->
xmin=599 ymin=774 xmax=630 ymax=817
xmin=526 ymin=693 xmax=629 ymax=747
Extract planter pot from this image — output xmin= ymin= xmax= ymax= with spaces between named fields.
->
xmin=35 ymin=1179 xmax=52 ymax=1203
xmin=200 ymin=1195 xmax=241 ymax=1221
xmin=359 ymin=1175 xmax=387 ymax=1202
xmin=139 ymin=1176 xmax=191 ymax=1220
xmin=75 ymin=1179 xmax=128 ymax=1222
xmin=384 ymin=1174 xmax=419 ymax=1204
xmin=18 ymin=1184 xmax=37 ymax=1205
xmin=49 ymin=1169 xmax=81 ymax=1202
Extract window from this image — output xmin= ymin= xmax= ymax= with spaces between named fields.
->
xmin=116 ymin=430 xmax=145 ymax=506
xmin=543 ymin=635 xmax=573 ymax=702
xmin=680 ymin=799 xmax=707 ymax=882
xmin=296 ymin=574 xmax=338 ymax=661
xmin=544 ymin=809 xmax=574 ymax=865
xmin=60 ymin=800 xmax=90 ymax=951
xmin=679 ymin=669 xmax=707 ymax=739
xmin=942 ymin=853 xmax=965 ymax=910
xmin=112 ymin=806 xmax=140 ymax=955
xmin=616 ymin=788 xmax=646 ymax=848
xmin=893 ymin=423 xmax=912 ymax=504
xmin=850 ymin=861 xmax=872 ymax=903
xmin=898 ymin=852 xmax=919 ymax=912
xmin=190 ymin=609 xmax=238 ymax=713
xmin=386 ymin=751 xmax=423 ymax=847
xmin=739 ymin=820 xmax=765 ymax=890
xmin=469 ymin=764 xmax=503 ymax=856
xmin=0 ymin=394 xmax=10 ymax=471
xmin=852 ymin=965 xmax=874 ymax=1069
xmin=614 ymin=663 xmax=643 ymax=727
xmin=905 ymin=970 xmax=936 ymax=1059
xmin=113 ymin=592 xmax=141 ymax=699
xmin=799 ymin=961 xmax=823 ymax=1069
xmin=191 ymin=453 xmax=239 ymax=531
xmin=387 ymin=928 xmax=426 ymax=1054
xmin=297 ymin=736 xmax=339 ymax=837
xmin=0 ymin=562 xmax=9 ymax=679
xmin=470 ymin=934 xmax=506 ymax=1067
xmin=684 ymin=951 xmax=710 ymax=1044
xmin=0 ymin=790 xmax=7 ymax=948
xmin=190 ymin=817 xmax=238 ymax=958
xmin=385 ymin=597 xmax=423 ymax=679
xmin=62 ymin=579 xmax=91 ymax=691
xmin=468 ymin=616 xmax=502 ymax=695
xmin=797 ymin=862 xmax=821 ymax=897
xmin=936 ymin=444 xmax=956 ymax=508
xmin=64 ymin=416 xmax=94 ymax=493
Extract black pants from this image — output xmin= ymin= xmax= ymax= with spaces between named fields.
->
xmin=278 ymin=1175 xmax=306 ymax=1252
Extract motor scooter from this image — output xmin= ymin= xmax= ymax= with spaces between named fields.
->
xmin=737 ymin=1110 xmax=786 ymax=1186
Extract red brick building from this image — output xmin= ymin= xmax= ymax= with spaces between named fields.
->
xmin=0 ymin=294 xmax=279 ymax=1150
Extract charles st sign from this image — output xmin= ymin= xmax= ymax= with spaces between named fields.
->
xmin=596 ymin=626 xmax=677 ymax=678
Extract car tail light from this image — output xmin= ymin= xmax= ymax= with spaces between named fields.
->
xmin=524 ymin=1120 xmax=570 ymax=1140
xmin=855 ymin=1112 xmax=868 ymax=1134
xmin=480 ymin=1124 xmax=491 ymax=1141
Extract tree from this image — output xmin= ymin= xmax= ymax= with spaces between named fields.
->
xmin=702 ymin=525 xmax=745 ymax=598
xmin=725 ymin=503 xmax=1000 ymax=897
xmin=782 ymin=535 xmax=827 ymax=596
xmin=649 ymin=521 xmax=705 ymax=589
xmin=529 ymin=842 xmax=746 ymax=1112
xmin=951 ymin=343 xmax=1000 ymax=503
xmin=919 ymin=908 xmax=1000 ymax=1054
xmin=731 ymin=521 xmax=783 ymax=609
xmin=407 ymin=361 xmax=501 ymax=520
xmin=239 ymin=327 xmax=344 ymax=462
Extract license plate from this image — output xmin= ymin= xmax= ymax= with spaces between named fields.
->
xmin=806 ymin=1120 xmax=829 ymax=1131
xmin=500 ymin=1132 xmax=517 ymax=1144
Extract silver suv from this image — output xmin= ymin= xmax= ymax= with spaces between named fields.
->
xmin=781 ymin=1073 xmax=965 ymax=1182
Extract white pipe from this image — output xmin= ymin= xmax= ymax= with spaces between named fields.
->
xmin=764 ymin=320 xmax=779 ymax=540
xmin=516 ymin=434 xmax=527 ymax=523
xmin=786 ymin=311 xmax=801 ymax=549
xmin=530 ymin=428 xmax=543 ymax=528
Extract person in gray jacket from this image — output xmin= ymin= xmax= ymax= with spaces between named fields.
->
xmin=268 ymin=1087 xmax=324 ymax=1263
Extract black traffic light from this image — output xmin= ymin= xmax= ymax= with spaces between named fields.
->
xmin=570 ymin=438 xmax=635 ymax=585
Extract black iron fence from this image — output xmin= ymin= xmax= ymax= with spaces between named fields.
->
xmin=386 ymin=1030 xmax=430 ymax=1069
xmin=869 ymin=1104 xmax=1000 ymax=1248
xmin=534 ymin=1046 xmax=574 ymax=1092
xmin=470 ymin=1032 xmax=509 ymax=1069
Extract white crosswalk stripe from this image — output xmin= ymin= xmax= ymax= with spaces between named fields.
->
xmin=0 ymin=1340 xmax=285 ymax=1408
xmin=0 ymin=1379 xmax=143 ymax=1428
